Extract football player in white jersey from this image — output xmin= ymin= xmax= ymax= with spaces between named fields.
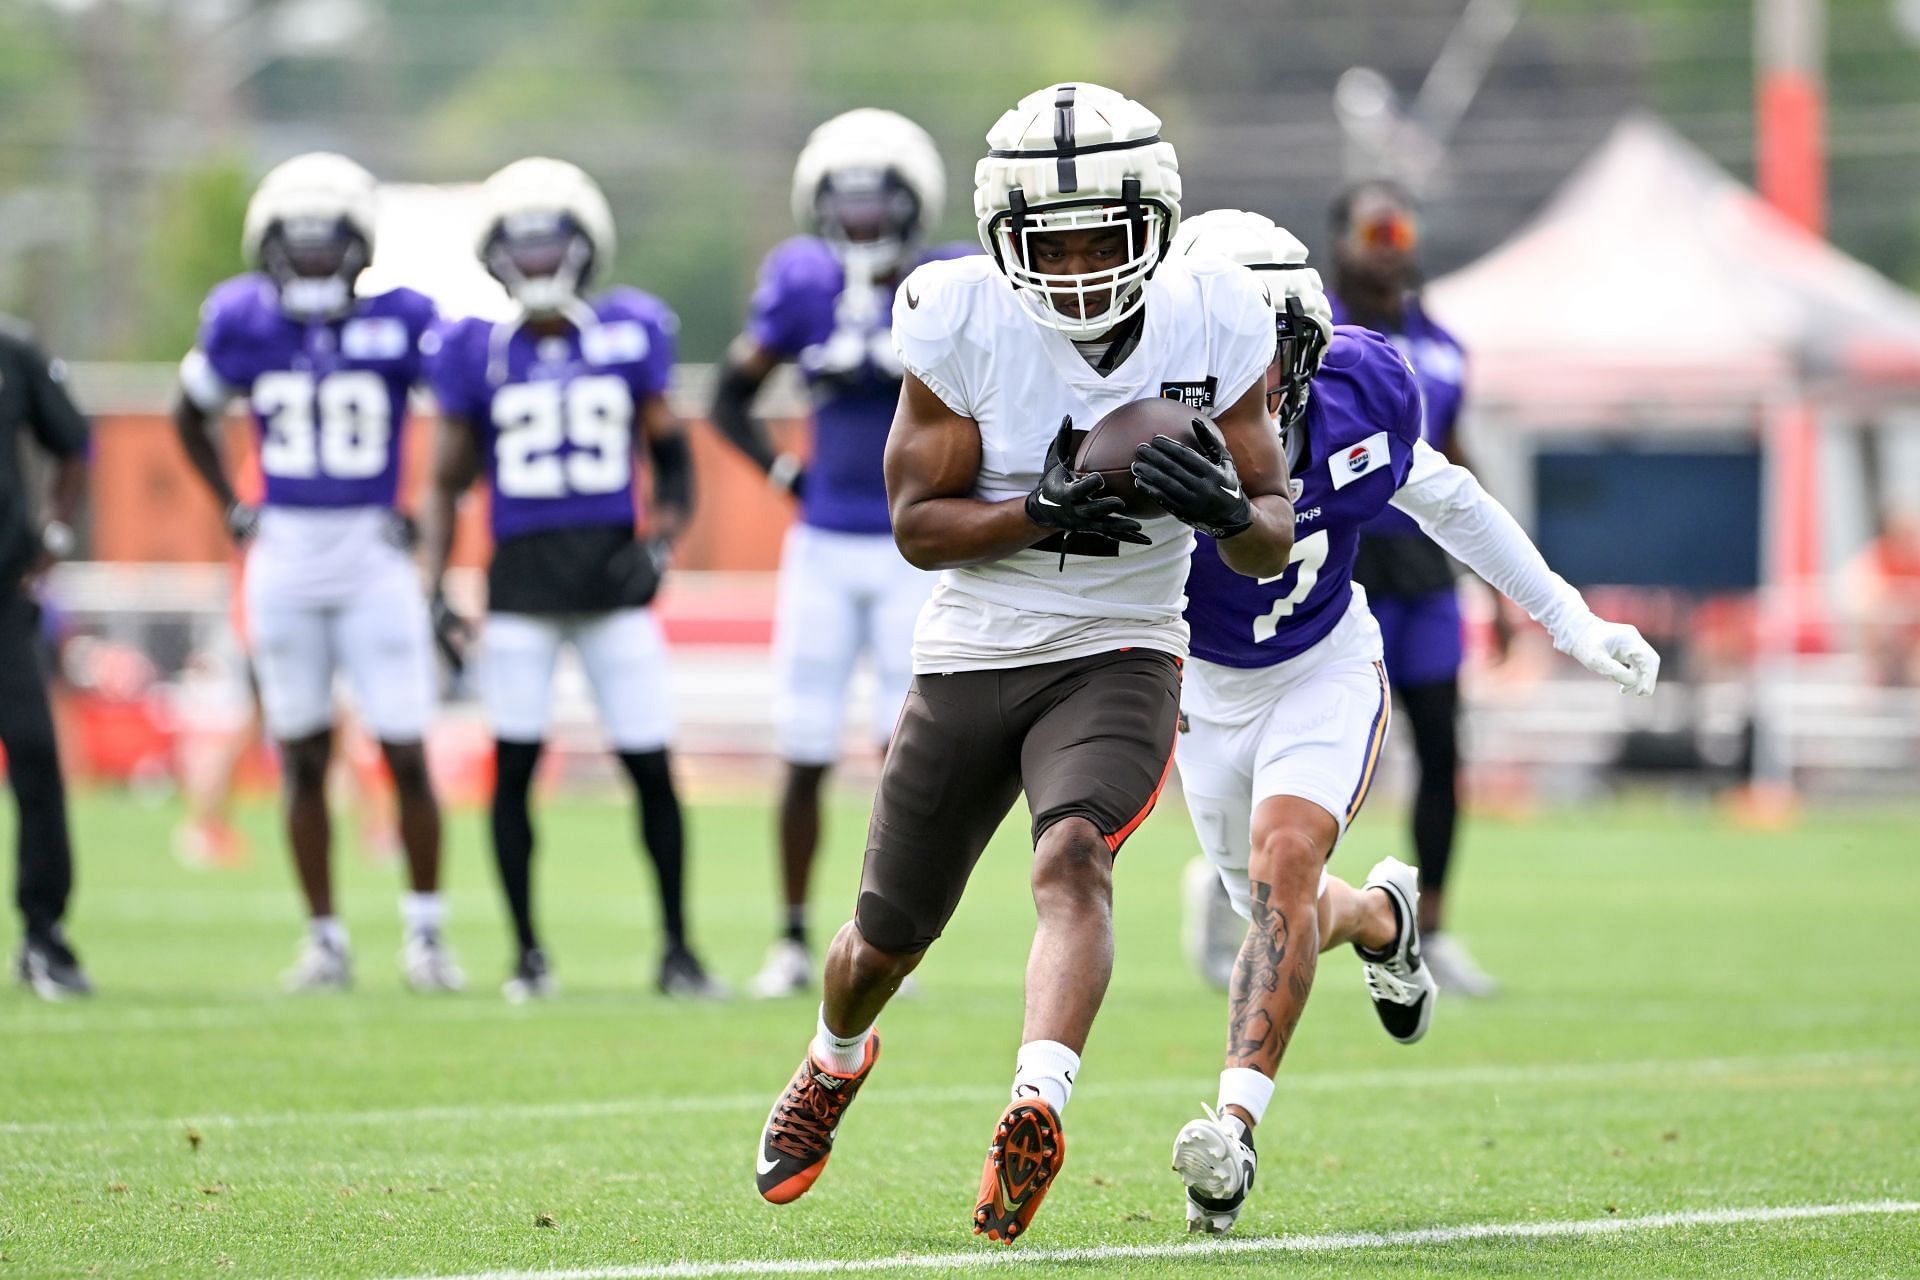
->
xmin=754 ymin=83 xmax=1298 ymax=1245
xmin=172 ymin=154 xmax=461 ymax=993
xmin=1162 ymin=211 xmax=1660 ymax=1234
xmin=708 ymin=110 xmax=962 ymax=999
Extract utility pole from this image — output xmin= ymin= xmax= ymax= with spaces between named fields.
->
xmin=1750 ymin=0 xmax=1827 ymax=803
xmin=1756 ymin=0 xmax=1826 ymax=235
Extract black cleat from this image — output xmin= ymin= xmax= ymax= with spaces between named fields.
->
xmin=657 ymin=944 xmax=728 ymax=999
xmin=17 ymin=927 xmax=93 ymax=1001
xmin=1356 ymin=856 xmax=1436 ymax=1044
xmin=502 ymin=946 xmax=555 ymax=1003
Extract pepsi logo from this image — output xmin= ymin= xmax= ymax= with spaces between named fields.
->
xmin=1345 ymin=445 xmax=1371 ymax=474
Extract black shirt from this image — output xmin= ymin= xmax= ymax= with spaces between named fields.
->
xmin=488 ymin=524 xmax=663 ymax=615
xmin=0 ymin=321 xmax=90 ymax=588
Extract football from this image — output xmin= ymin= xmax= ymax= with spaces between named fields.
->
xmin=1072 ymin=397 xmax=1206 ymax=516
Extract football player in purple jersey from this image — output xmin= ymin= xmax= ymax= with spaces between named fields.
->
xmin=420 ymin=158 xmax=721 ymax=1002
xmin=1332 ymin=180 xmax=1496 ymax=995
xmin=172 ymin=153 xmax=462 ymax=994
xmin=1162 ymin=211 xmax=1660 ymax=1234
xmin=707 ymin=110 xmax=972 ymax=999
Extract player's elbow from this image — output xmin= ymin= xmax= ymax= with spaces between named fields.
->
xmin=891 ymin=527 xmax=945 ymax=572
xmin=1221 ymin=519 xmax=1293 ymax=579
xmin=888 ymin=502 xmax=952 ymax=571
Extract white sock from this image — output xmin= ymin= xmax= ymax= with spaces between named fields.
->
xmin=1012 ymin=1040 xmax=1081 ymax=1116
xmin=310 ymin=916 xmax=348 ymax=951
xmin=810 ymin=1005 xmax=873 ymax=1075
xmin=401 ymin=892 xmax=445 ymax=937
xmin=1218 ymin=1067 xmax=1275 ymax=1129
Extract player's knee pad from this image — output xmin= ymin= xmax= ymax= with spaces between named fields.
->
xmin=853 ymin=891 xmax=935 ymax=958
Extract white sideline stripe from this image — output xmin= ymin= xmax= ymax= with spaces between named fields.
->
xmin=390 ymin=1201 xmax=1920 ymax=1279
xmin=2 ymin=1048 xmax=1911 ymax=1138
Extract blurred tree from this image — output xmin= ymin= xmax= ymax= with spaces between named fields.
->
xmin=0 ymin=2 xmax=86 ymax=339
xmin=135 ymin=155 xmax=253 ymax=361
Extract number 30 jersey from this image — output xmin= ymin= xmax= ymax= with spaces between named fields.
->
xmin=426 ymin=289 xmax=677 ymax=543
xmin=182 ymin=275 xmax=437 ymax=510
xmin=1184 ymin=326 xmax=1424 ymax=668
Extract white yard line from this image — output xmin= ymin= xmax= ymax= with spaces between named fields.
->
xmin=388 ymin=1200 xmax=1920 ymax=1279
xmin=3 ymin=1048 xmax=1912 ymax=1138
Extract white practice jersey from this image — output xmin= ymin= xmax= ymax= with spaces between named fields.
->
xmin=892 ymin=254 xmax=1275 ymax=674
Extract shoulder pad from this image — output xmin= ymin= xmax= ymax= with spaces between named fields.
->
xmin=892 ymin=255 xmax=998 ymax=344
xmin=1314 ymin=327 xmax=1423 ymax=447
xmin=596 ymin=287 xmax=679 ymax=335
xmin=761 ymin=236 xmax=841 ymax=287
xmin=358 ymin=285 xmax=437 ymax=328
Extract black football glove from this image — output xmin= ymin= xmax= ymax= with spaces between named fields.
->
xmin=225 ymin=500 xmax=261 ymax=546
xmin=1023 ymin=417 xmax=1150 ymax=546
xmin=1130 ymin=417 xmax=1253 ymax=539
xmin=383 ymin=511 xmax=420 ymax=552
xmin=429 ymin=590 xmax=474 ymax=676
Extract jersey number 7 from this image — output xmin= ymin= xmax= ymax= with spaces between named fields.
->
xmin=1251 ymin=530 xmax=1330 ymax=644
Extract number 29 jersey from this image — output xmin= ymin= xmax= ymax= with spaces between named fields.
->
xmin=182 ymin=275 xmax=437 ymax=510
xmin=427 ymin=289 xmax=677 ymax=543
xmin=1184 ymin=326 xmax=1424 ymax=668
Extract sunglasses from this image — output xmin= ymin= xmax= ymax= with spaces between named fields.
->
xmin=1351 ymin=210 xmax=1419 ymax=253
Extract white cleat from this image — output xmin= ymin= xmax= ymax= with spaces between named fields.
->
xmin=1357 ymin=856 xmax=1436 ymax=1044
xmin=402 ymin=929 xmax=466 ymax=993
xmin=749 ymin=939 xmax=812 ymax=999
xmin=282 ymin=936 xmax=351 ymax=993
xmin=1423 ymin=931 xmax=1499 ymax=998
xmin=1181 ymin=857 xmax=1240 ymax=991
xmin=1172 ymin=1104 xmax=1257 ymax=1235
xmin=501 ymin=946 xmax=555 ymax=1003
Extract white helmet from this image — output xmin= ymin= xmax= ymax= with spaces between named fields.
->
xmin=974 ymin=82 xmax=1181 ymax=339
xmin=476 ymin=157 xmax=617 ymax=317
xmin=242 ymin=152 xmax=378 ymax=320
xmin=1173 ymin=209 xmax=1333 ymax=428
xmin=791 ymin=109 xmax=945 ymax=280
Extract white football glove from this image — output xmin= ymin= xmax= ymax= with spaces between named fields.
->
xmin=1557 ymin=617 xmax=1660 ymax=697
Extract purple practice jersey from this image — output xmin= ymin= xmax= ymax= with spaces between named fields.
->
xmin=196 ymin=275 xmax=436 ymax=509
xmin=747 ymin=237 xmax=976 ymax=535
xmin=1185 ymin=327 xmax=1424 ymax=667
xmin=1330 ymin=292 xmax=1466 ymax=538
xmin=429 ymin=290 xmax=677 ymax=543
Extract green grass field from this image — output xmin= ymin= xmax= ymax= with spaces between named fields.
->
xmin=2 ymin=784 xmax=1916 ymax=1278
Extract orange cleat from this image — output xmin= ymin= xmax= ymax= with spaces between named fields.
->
xmin=755 ymin=1032 xmax=880 ymax=1204
xmin=972 ymin=1095 xmax=1065 ymax=1244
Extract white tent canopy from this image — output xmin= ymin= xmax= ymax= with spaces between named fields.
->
xmin=358 ymin=182 xmax=515 ymax=322
xmin=1427 ymin=115 xmax=1920 ymax=414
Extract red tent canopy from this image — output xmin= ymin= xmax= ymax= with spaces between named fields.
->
xmin=1427 ymin=116 xmax=1920 ymax=412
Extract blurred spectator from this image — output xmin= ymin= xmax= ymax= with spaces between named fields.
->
xmin=1329 ymin=181 xmax=1497 ymax=998
xmin=0 ymin=317 xmax=93 ymax=998
xmin=1845 ymin=508 xmax=1920 ymax=685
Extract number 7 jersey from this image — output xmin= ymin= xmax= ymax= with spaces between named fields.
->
xmin=426 ymin=289 xmax=677 ymax=541
xmin=183 ymin=275 xmax=438 ymax=510
xmin=1184 ymin=326 xmax=1425 ymax=667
